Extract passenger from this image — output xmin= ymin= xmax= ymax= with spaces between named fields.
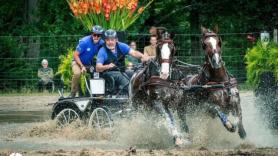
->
xmin=96 ymin=29 xmax=150 ymax=95
xmin=38 ymin=59 xmax=54 ymax=92
xmin=143 ymin=35 xmax=157 ymax=59
xmin=69 ymin=25 xmax=104 ymax=98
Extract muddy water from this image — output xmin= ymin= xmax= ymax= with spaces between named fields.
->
xmin=0 ymin=91 xmax=278 ymax=154
xmin=185 ymin=91 xmax=278 ymax=149
xmin=0 ymin=110 xmax=50 ymax=123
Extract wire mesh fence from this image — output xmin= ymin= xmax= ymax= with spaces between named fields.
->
xmin=0 ymin=32 xmax=254 ymax=92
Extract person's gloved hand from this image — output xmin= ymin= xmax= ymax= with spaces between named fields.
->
xmin=81 ymin=66 xmax=87 ymax=73
xmin=141 ymin=55 xmax=151 ymax=62
xmin=107 ymin=63 xmax=116 ymax=70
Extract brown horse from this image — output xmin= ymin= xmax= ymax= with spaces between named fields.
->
xmin=129 ymin=28 xmax=190 ymax=146
xmin=178 ymin=26 xmax=246 ymax=139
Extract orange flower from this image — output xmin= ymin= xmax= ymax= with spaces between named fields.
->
xmin=131 ymin=3 xmax=138 ymax=13
xmin=94 ymin=2 xmax=101 ymax=14
xmin=79 ymin=2 xmax=89 ymax=15
xmin=116 ymin=0 xmax=125 ymax=9
xmin=138 ymin=7 xmax=144 ymax=14
xmin=89 ymin=2 xmax=94 ymax=13
xmin=111 ymin=2 xmax=117 ymax=11
xmin=67 ymin=0 xmax=154 ymax=30
xmin=69 ymin=2 xmax=80 ymax=16
xmin=127 ymin=3 xmax=132 ymax=10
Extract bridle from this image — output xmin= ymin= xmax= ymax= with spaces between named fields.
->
xmin=158 ymin=35 xmax=175 ymax=64
xmin=202 ymin=32 xmax=223 ymax=69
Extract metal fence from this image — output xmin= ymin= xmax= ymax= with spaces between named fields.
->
xmin=0 ymin=32 xmax=254 ymax=92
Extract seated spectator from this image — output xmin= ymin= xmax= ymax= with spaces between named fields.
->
xmin=38 ymin=59 xmax=54 ymax=92
xmin=126 ymin=41 xmax=140 ymax=67
xmin=143 ymin=35 xmax=157 ymax=59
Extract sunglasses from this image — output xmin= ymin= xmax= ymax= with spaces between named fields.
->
xmin=93 ymin=34 xmax=101 ymax=37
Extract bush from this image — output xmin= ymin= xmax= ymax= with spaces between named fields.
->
xmin=56 ymin=48 xmax=88 ymax=94
xmin=56 ymin=48 xmax=74 ymax=89
xmin=246 ymin=41 xmax=278 ymax=129
xmin=245 ymin=41 xmax=278 ymax=87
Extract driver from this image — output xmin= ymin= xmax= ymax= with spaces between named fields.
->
xmin=96 ymin=29 xmax=149 ymax=95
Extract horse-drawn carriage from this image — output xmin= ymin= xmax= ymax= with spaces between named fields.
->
xmin=51 ymin=27 xmax=247 ymax=146
xmin=51 ymin=65 xmax=136 ymax=131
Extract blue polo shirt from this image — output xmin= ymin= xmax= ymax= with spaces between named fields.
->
xmin=97 ymin=42 xmax=130 ymax=65
xmin=75 ymin=35 xmax=104 ymax=65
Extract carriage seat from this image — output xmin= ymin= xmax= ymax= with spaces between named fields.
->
xmin=100 ymin=73 xmax=116 ymax=95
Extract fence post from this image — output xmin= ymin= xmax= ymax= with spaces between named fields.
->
xmin=274 ymin=29 xmax=277 ymax=43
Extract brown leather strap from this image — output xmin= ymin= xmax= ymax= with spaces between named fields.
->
xmin=162 ymin=39 xmax=173 ymax=44
xmin=142 ymin=76 xmax=175 ymax=88
xmin=160 ymin=59 xmax=171 ymax=64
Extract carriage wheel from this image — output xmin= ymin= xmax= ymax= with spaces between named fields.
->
xmin=55 ymin=108 xmax=81 ymax=128
xmin=88 ymin=107 xmax=112 ymax=132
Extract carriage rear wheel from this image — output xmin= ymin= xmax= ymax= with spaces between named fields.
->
xmin=55 ymin=108 xmax=81 ymax=128
xmin=88 ymin=107 xmax=112 ymax=132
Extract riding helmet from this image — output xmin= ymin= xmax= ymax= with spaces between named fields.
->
xmin=92 ymin=25 xmax=104 ymax=34
xmin=104 ymin=29 xmax=117 ymax=39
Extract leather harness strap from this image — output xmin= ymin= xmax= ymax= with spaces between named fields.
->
xmin=141 ymin=76 xmax=176 ymax=89
xmin=160 ymin=59 xmax=171 ymax=64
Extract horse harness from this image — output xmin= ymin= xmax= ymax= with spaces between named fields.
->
xmin=201 ymin=32 xmax=222 ymax=50
xmin=157 ymin=38 xmax=176 ymax=64
xmin=139 ymin=38 xmax=179 ymax=90
xmin=199 ymin=61 xmax=238 ymax=97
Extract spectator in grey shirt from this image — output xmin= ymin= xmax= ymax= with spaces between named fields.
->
xmin=38 ymin=59 xmax=54 ymax=92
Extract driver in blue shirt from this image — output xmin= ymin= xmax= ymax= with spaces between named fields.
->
xmin=96 ymin=29 xmax=149 ymax=95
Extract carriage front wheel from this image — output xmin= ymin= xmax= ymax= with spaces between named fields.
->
xmin=88 ymin=107 xmax=113 ymax=132
xmin=55 ymin=108 xmax=81 ymax=128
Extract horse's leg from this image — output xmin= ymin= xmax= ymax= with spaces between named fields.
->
xmin=208 ymin=90 xmax=237 ymax=132
xmin=153 ymin=100 xmax=184 ymax=146
xmin=230 ymin=88 xmax=246 ymax=139
xmin=177 ymin=97 xmax=189 ymax=133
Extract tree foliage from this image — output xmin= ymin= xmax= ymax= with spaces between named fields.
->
xmin=1 ymin=0 xmax=277 ymax=35
xmin=0 ymin=0 xmax=277 ymax=91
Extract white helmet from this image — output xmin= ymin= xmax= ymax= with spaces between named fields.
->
xmin=41 ymin=59 xmax=48 ymax=65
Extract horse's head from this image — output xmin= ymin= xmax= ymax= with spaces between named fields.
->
xmin=157 ymin=30 xmax=175 ymax=79
xmin=201 ymin=26 xmax=223 ymax=69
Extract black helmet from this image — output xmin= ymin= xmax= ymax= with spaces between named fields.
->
xmin=92 ymin=25 xmax=104 ymax=34
xmin=104 ymin=29 xmax=117 ymax=39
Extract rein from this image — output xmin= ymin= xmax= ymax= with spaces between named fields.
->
xmin=141 ymin=76 xmax=179 ymax=90
xmin=200 ymin=61 xmax=237 ymax=91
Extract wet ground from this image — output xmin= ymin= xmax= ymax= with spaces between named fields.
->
xmin=0 ymin=91 xmax=277 ymax=155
